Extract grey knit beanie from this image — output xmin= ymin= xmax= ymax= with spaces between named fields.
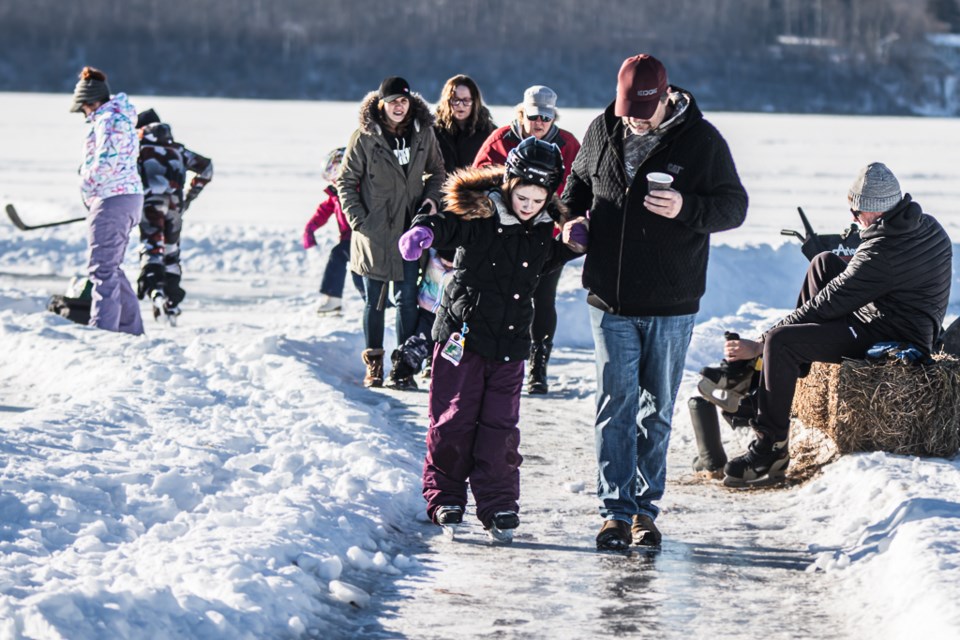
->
xmin=69 ymin=67 xmax=111 ymax=113
xmin=848 ymin=162 xmax=902 ymax=213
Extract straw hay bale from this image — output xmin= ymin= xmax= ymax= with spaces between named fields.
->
xmin=791 ymin=355 xmax=960 ymax=459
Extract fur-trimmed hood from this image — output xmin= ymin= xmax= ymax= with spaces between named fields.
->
xmin=441 ymin=165 xmax=568 ymax=223
xmin=357 ymin=91 xmax=435 ymax=136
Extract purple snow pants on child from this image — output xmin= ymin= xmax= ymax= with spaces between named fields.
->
xmin=422 ymin=343 xmax=525 ymax=527
xmin=87 ymin=194 xmax=144 ymax=335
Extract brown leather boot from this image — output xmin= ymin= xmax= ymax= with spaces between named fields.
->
xmin=631 ymin=514 xmax=662 ymax=547
xmin=361 ymin=348 xmax=385 ymax=388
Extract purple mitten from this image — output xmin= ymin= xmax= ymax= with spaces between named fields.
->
xmin=569 ymin=222 xmax=589 ymax=249
xmin=398 ymin=226 xmax=434 ymax=261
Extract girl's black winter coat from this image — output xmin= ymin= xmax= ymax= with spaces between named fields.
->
xmin=409 ymin=166 xmax=579 ymax=362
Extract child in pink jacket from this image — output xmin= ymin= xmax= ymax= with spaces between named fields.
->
xmin=303 ymin=147 xmax=364 ymax=314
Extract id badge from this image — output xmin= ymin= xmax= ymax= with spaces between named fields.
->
xmin=440 ymin=332 xmax=466 ymax=366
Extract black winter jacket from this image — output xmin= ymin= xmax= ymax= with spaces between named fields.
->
xmin=410 ymin=166 xmax=579 ymax=362
xmin=434 ymin=121 xmax=496 ymax=173
xmin=776 ymin=196 xmax=952 ymax=353
xmin=563 ymin=89 xmax=748 ymax=316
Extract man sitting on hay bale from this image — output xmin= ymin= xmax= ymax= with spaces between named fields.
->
xmin=721 ymin=162 xmax=953 ymax=486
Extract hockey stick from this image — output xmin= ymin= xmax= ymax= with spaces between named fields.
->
xmin=5 ymin=204 xmax=85 ymax=231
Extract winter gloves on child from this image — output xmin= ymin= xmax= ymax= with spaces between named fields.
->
xmin=398 ymin=226 xmax=434 ymax=261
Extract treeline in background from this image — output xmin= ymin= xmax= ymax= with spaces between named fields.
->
xmin=3 ymin=0 xmax=960 ymax=115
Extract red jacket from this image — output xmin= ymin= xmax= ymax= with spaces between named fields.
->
xmin=303 ymin=185 xmax=351 ymax=248
xmin=473 ymin=121 xmax=581 ymax=199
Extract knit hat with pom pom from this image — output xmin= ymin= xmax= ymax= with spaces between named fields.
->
xmin=70 ymin=66 xmax=111 ymax=113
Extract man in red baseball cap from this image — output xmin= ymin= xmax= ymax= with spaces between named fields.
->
xmin=562 ymin=53 xmax=748 ymax=552
xmin=615 ymin=54 xmax=669 ymax=121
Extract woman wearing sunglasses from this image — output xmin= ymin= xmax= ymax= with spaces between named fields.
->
xmin=474 ymin=85 xmax=581 ymax=396
xmin=434 ymin=75 xmax=497 ymax=173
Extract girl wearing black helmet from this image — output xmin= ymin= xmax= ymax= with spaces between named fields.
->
xmin=397 ymin=137 xmax=588 ymax=540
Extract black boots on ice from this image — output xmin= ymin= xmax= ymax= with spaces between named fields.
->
xmin=527 ymin=340 xmax=552 ymax=394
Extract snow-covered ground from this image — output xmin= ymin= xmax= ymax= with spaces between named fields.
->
xmin=0 ymin=93 xmax=958 ymax=639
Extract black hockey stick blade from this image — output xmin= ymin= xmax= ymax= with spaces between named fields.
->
xmin=5 ymin=204 xmax=85 ymax=230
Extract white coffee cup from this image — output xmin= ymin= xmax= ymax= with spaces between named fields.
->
xmin=646 ymin=172 xmax=674 ymax=193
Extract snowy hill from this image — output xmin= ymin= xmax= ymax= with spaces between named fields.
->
xmin=0 ymin=94 xmax=958 ymax=639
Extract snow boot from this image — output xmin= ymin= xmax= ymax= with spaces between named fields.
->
xmin=689 ymin=396 xmax=727 ymax=474
xmin=631 ymin=514 xmax=662 ymax=547
xmin=385 ymin=369 xmax=418 ymax=391
xmin=316 ymin=294 xmax=342 ymax=316
xmin=697 ymin=332 xmax=757 ymax=413
xmin=526 ymin=339 xmax=552 ymax=395
xmin=596 ymin=519 xmax=631 ymax=551
xmin=386 ymin=334 xmax=430 ymax=390
xmin=361 ymin=348 xmax=384 ymax=388
xmin=485 ymin=511 xmax=520 ymax=543
xmin=723 ymin=431 xmax=789 ymax=487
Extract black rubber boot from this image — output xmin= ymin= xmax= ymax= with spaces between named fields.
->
xmin=527 ymin=340 xmax=552 ymax=395
xmin=689 ymin=396 xmax=727 ymax=473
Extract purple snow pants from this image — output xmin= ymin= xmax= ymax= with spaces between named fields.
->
xmin=422 ymin=343 xmax=525 ymax=527
xmin=87 ymin=194 xmax=144 ymax=335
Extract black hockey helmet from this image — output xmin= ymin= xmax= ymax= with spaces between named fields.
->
xmin=504 ymin=136 xmax=563 ymax=193
xmin=140 ymin=122 xmax=174 ymax=145
xmin=136 ymin=108 xmax=161 ymax=129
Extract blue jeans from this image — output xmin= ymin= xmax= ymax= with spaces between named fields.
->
xmin=362 ymin=258 xmax=420 ymax=350
xmin=589 ymin=307 xmax=695 ymax=523
xmin=320 ymin=238 xmax=364 ymax=299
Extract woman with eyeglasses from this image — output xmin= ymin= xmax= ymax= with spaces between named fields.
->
xmin=474 ymin=85 xmax=581 ymax=396
xmin=433 ymin=75 xmax=497 ymax=174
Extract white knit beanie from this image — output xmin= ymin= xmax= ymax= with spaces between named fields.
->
xmin=848 ymin=162 xmax=902 ymax=213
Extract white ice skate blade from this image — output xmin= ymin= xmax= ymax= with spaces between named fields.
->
xmin=487 ymin=527 xmax=514 ymax=544
xmin=440 ymin=524 xmax=458 ymax=541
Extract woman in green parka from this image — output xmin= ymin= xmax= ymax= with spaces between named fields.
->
xmin=337 ymin=76 xmax=446 ymax=387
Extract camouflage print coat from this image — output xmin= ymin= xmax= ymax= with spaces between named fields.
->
xmin=137 ymin=122 xmax=214 ymax=270
xmin=336 ymin=92 xmax=445 ymax=282
xmin=138 ymin=123 xmax=214 ymax=210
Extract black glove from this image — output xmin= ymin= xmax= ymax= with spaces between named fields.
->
xmin=137 ymin=264 xmax=165 ymax=300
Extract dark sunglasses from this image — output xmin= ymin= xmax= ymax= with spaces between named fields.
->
xmin=449 ymin=98 xmax=473 ymax=106
xmin=850 ymin=208 xmax=862 ymax=219
xmin=526 ymin=114 xmax=553 ymax=122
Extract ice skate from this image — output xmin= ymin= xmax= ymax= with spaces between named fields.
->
xmin=434 ymin=505 xmax=464 ymax=540
xmin=485 ymin=511 xmax=519 ymax=544
xmin=162 ymin=303 xmax=181 ymax=327
xmin=315 ymin=295 xmax=342 ymax=316
xmin=723 ymin=433 xmax=789 ymax=487
xmin=697 ymin=332 xmax=758 ymax=413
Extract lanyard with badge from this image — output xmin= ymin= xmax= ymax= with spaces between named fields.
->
xmin=440 ymin=322 xmax=469 ymax=366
